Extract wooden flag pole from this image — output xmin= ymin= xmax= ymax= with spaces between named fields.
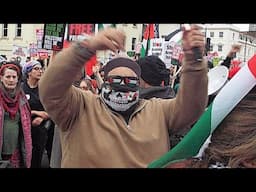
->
xmin=170 ymin=65 xmax=177 ymax=88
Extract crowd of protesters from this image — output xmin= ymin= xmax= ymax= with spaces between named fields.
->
xmin=0 ymin=25 xmax=254 ymax=168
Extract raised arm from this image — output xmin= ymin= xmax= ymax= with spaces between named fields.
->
xmin=221 ymin=44 xmax=241 ymax=69
xmin=169 ymin=24 xmax=208 ymax=131
xmin=39 ymin=28 xmax=126 ymax=128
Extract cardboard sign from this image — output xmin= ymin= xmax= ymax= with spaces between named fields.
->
xmin=28 ymin=43 xmax=38 ymax=57
xmin=67 ymin=24 xmax=95 ymax=41
xmin=36 ymin=29 xmax=44 ymax=49
xmin=12 ymin=45 xmax=28 ymax=63
xmin=42 ymin=24 xmax=66 ymax=51
xmin=148 ymin=38 xmax=164 ymax=57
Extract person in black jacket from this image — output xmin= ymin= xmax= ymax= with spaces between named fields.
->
xmin=137 ymin=55 xmax=175 ymax=99
xmin=22 ymin=60 xmax=55 ymax=168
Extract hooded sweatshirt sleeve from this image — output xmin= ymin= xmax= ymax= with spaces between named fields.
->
xmin=39 ymin=42 xmax=96 ymax=130
xmin=167 ymin=51 xmax=208 ymax=132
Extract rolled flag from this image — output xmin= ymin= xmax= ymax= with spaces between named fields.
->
xmin=148 ymin=54 xmax=256 ymax=168
xmin=140 ymin=24 xmax=158 ymax=58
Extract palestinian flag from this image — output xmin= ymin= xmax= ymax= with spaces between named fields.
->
xmin=97 ymin=24 xmax=116 ymax=32
xmin=148 ymin=54 xmax=256 ymax=168
xmin=140 ymin=24 xmax=158 ymax=58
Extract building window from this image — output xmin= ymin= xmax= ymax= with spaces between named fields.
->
xmin=132 ymin=37 xmax=136 ymax=50
xmin=218 ymin=45 xmax=223 ymax=52
xmin=2 ymin=24 xmax=8 ymax=37
xmin=210 ymin=32 xmax=214 ymax=37
xmin=16 ymin=24 xmax=22 ymax=37
xmin=219 ymin=32 xmax=223 ymax=38
xmin=210 ymin=45 xmax=213 ymax=52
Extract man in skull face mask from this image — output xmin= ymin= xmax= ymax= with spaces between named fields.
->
xmin=39 ymin=26 xmax=208 ymax=168
xmin=100 ymin=57 xmax=141 ymax=123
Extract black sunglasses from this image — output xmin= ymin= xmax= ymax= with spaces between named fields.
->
xmin=106 ymin=76 xmax=139 ymax=88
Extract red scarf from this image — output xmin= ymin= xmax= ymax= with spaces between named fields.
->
xmin=0 ymin=90 xmax=21 ymax=120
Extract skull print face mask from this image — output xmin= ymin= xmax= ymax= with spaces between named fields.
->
xmin=101 ymin=76 xmax=140 ymax=112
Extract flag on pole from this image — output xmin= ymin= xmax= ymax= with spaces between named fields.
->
xmin=140 ymin=24 xmax=158 ymax=58
xmin=148 ymin=54 xmax=256 ymax=168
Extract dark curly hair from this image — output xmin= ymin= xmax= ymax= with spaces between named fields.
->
xmin=191 ymin=86 xmax=256 ymax=168
xmin=167 ymin=86 xmax=256 ymax=168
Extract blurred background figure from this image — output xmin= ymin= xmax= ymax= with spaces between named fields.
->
xmin=79 ymin=75 xmax=97 ymax=94
xmin=92 ymin=62 xmax=104 ymax=93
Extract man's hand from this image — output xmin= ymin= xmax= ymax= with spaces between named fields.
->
xmin=227 ymin=44 xmax=241 ymax=57
xmin=31 ymin=110 xmax=49 ymax=120
xmin=84 ymin=28 xmax=126 ymax=52
xmin=231 ymin=44 xmax=241 ymax=53
xmin=32 ymin=117 xmax=44 ymax=127
xmin=182 ymin=24 xmax=205 ymax=55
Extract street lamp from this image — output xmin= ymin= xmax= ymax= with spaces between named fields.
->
xmin=244 ymin=35 xmax=248 ymax=63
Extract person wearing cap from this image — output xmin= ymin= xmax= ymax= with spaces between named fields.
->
xmin=39 ymin=26 xmax=208 ymax=168
xmin=137 ymin=55 xmax=175 ymax=99
xmin=22 ymin=60 xmax=55 ymax=168
xmin=0 ymin=62 xmax=32 ymax=168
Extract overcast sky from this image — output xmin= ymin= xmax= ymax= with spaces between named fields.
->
xmin=233 ymin=24 xmax=249 ymax=31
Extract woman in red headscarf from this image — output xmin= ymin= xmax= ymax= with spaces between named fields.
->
xmin=0 ymin=62 xmax=32 ymax=168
